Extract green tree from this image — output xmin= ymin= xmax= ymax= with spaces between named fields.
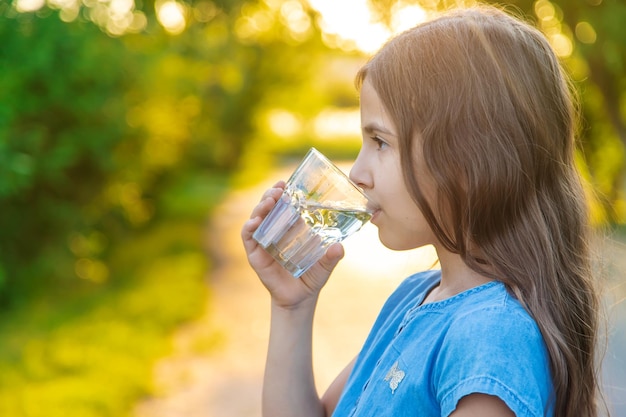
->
xmin=0 ymin=8 xmax=138 ymax=304
xmin=0 ymin=0 xmax=339 ymax=305
xmin=529 ymin=0 xmax=626 ymax=223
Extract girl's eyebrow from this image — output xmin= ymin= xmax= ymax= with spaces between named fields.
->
xmin=362 ymin=122 xmax=396 ymax=136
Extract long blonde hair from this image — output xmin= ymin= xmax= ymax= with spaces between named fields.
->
xmin=357 ymin=6 xmax=602 ymax=417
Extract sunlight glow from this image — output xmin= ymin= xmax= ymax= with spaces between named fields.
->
xmin=19 ymin=0 xmax=147 ymax=35
xmin=268 ymin=110 xmax=302 ymax=138
xmin=307 ymin=0 xmax=428 ymax=53
xmin=44 ymin=0 xmax=81 ymax=21
xmin=15 ymin=0 xmax=45 ymax=12
xmin=313 ymin=108 xmax=360 ymax=139
xmin=390 ymin=3 xmax=427 ymax=33
xmin=156 ymin=0 xmax=187 ymax=34
xmin=308 ymin=0 xmax=387 ymax=53
xmin=48 ymin=0 xmax=76 ymax=10
xmin=549 ymin=33 xmax=573 ymax=57
xmin=533 ymin=0 xmax=572 ymax=57
xmin=534 ymin=0 xmax=555 ymax=21
xmin=281 ymin=0 xmax=312 ymax=40
xmin=236 ymin=4 xmax=275 ymax=40
xmin=109 ymin=0 xmax=133 ymax=16
xmin=103 ymin=0 xmax=135 ymax=34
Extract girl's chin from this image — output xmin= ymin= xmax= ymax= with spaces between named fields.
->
xmin=378 ymin=230 xmax=424 ymax=252
xmin=378 ymin=232 xmax=404 ymax=251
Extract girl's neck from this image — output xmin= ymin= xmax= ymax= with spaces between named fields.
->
xmin=422 ymin=247 xmax=494 ymax=305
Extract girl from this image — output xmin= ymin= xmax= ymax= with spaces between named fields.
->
xmin=241 ymin=5 xmax=604 ymax=417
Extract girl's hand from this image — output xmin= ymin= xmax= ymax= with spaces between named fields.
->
xmin=241 ymin=180 xmax=344 ymax=309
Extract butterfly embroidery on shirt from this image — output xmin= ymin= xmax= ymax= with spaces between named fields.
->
xmin=384 ymin=361 xmax=405 ymax=394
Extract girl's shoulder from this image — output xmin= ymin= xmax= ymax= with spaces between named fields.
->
xmin=445 ymin=281 xmax=540 ymax=336
xmin=432 ymin=284 xmax=553 ymax=417
xmin=406 ymin=277 xmax=536 ymax=325
xmin=378 ymin=272 xmax=545 ymax=355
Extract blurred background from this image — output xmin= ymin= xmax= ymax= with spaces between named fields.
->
xmin=0 ymin=0 xmax=624 ymax=416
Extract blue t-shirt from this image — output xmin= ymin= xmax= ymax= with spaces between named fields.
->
xmin=332 ymin=270 xmax=554 ymax=417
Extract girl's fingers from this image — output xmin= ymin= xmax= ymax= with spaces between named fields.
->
xmin=243 ymin=183 xmax=287 ymax=257
xmin=250 ymin=195 xmax=279 ymax=220
xmin=273 ymin=180 xmax=286 ymax=190
xmin=258 ymin=181 xmax=285 ymax=203
xmin=241 ymin=216 xmax=261 ymax=245
xmin=249 ymin=184 xmax=285 ymax=220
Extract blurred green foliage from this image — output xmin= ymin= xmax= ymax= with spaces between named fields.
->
xmin=0 ymin=0 xmax=342 ymax=304
xmin=0 ymin=0 xmax=345 ymax=414
xmin=0 ymin=248 xmax=210 ymax=416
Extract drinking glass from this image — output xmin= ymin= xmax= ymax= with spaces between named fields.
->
xmin=253 ymin=148 xmax=371 ymax=278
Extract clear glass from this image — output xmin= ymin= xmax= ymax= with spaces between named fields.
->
xmin=253 ymin=148 xmax=371 ymax=278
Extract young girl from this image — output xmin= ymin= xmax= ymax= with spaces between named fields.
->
xmin=242 ymin=5 xmax=603 ymax=417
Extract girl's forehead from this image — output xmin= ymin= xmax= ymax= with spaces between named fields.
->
xmin=359 ymin=80 xmax=397 ymax=135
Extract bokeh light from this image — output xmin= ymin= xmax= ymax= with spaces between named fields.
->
xmin=533 ymin=0 xmax=573 ymax=57
xmin=307 ymin=0 xmax=387 ymax=53
xmin=268 ymin=110 xmax=302 ymax=138
xmin=156 ymin=0 xmax=187 ymax=34
xmin=307 ymin=0 xmax=429 ymax=53
xmin=575 ymin=21 xmax=597 ymax=44
xmin=15 ymin=0 xmax=45 ymax=12
xmin=280 ymin=0 xmax=312 ymax=41
xmin=313 ymin=108 xmax=360 ymax=139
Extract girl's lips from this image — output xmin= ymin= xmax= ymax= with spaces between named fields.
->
xmin=366 ymin=202 xmax=379 ymax=213
xmin=369 ymin=208 xmax=381 ymax=224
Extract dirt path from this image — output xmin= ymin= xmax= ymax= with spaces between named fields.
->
xmin=134 ymin=166 xmax=626 ymax=417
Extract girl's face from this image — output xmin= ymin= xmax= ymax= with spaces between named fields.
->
xmin=350 ymin=79 xmax=437 ymax=251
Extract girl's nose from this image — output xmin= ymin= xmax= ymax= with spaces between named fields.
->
xmin=349 ymin=151 xmax=371 ymax=189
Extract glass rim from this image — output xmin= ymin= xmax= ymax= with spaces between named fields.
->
xmin=296 ymin=147 xmax=370 ymax=200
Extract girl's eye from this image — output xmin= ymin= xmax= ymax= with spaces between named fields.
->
xmin=371 ymin=135 xmax=388 ymax=150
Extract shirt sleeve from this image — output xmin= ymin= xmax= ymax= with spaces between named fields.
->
xmin=433 ymin=298 xmax=554 ymax=417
